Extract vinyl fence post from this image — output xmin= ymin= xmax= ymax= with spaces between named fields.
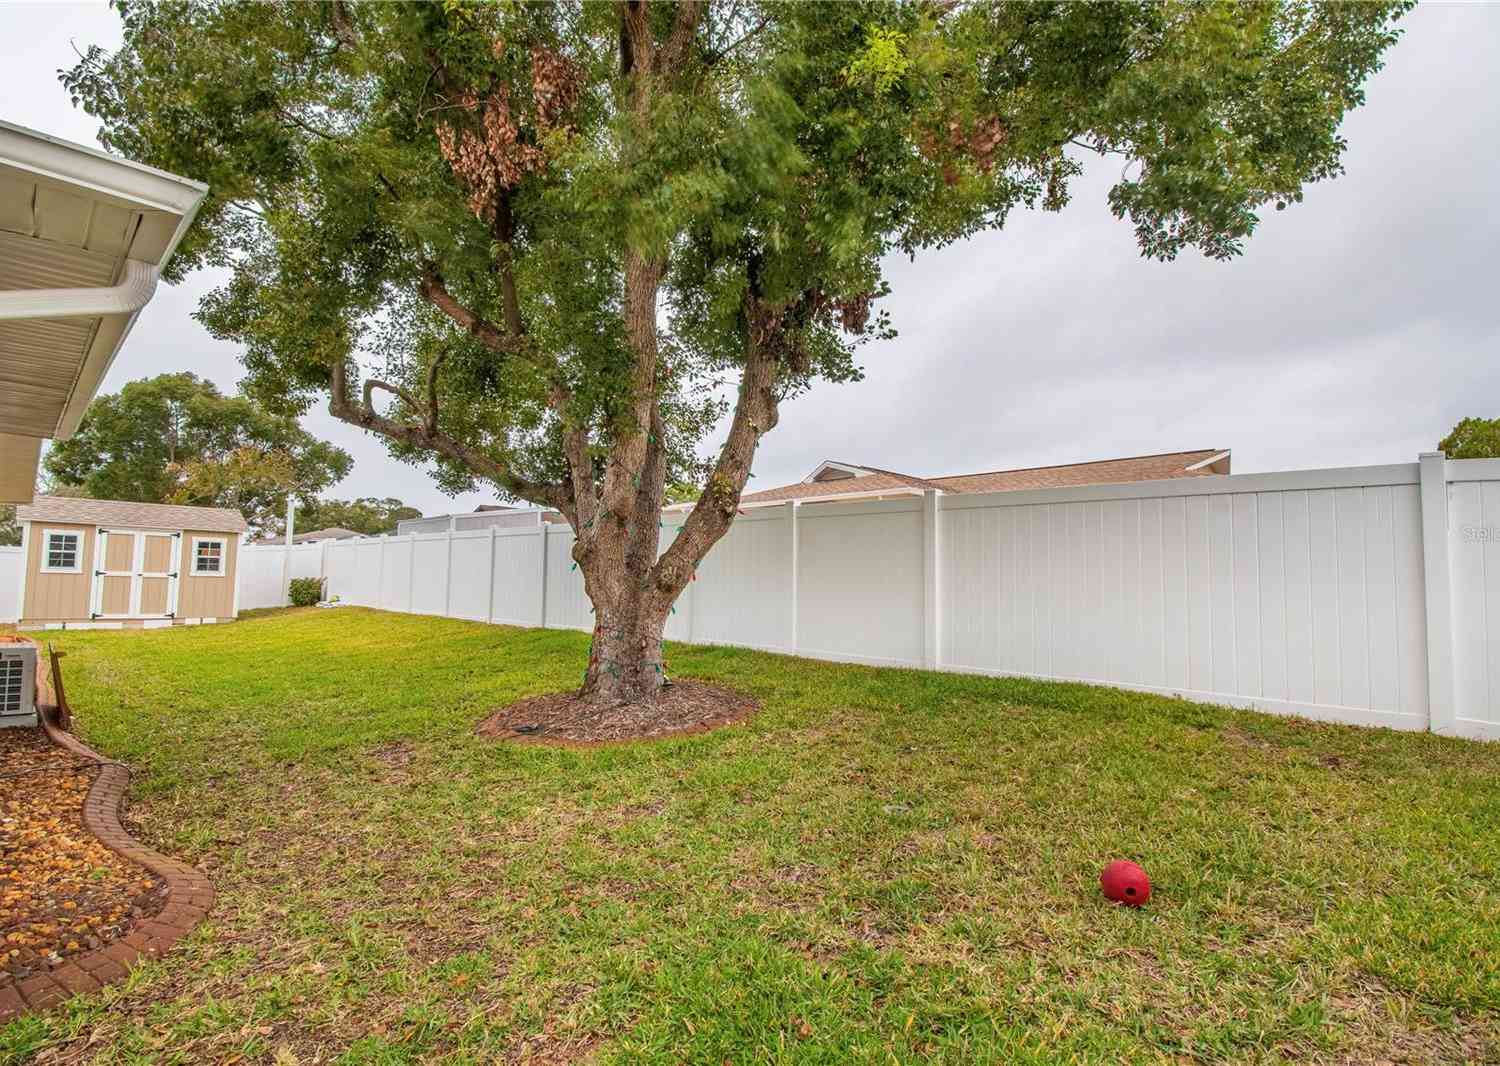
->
xmin=678 ymin=519 xmax=697 ymax=644
xmin=376 ymin=536 xmax=386 ymax=609
xmin=281 ymin=495 xmax=294 ymax=606
xmin=486 ymin=526 xmax=497 ymax=624
xmin=923 ymin=489 xmax=941 ymax=670
xmin=407 ymin=533 xmax=417 ymax=613
xmin=443 ymin=530 xmax=454 ymax=618
xmin=787 ymin=501 xmax=799 ymax=655
xmin=1419 ymin=451 xmax=1457 ymax=735
xmin=537 ymin=523 xmax=549 ymax=629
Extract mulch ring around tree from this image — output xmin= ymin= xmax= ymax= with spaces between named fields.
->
xmin=0 ymin=728 xmax=167 ymax=986
xmin=476 ymin=680 xmax=759 ymax=746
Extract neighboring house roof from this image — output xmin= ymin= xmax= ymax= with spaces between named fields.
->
xmin=397 ymin=505 xmax=563 ymax=534
xmin=686 ymin=449 xmax=1231 ymax=509
xmin=251 ymin=526 xmax=363 ymax=546
xmin=16 ymin=495 xmax=249 ymax=533
xmin=927 ymin=449 xmax=1231 ymax=494
xmin=730 ymin=469 xmax=941 ymax=506
xmin=293 ymin=526 xmax=362 ymax=542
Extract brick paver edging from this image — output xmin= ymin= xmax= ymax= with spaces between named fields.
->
xmin=0 ymin=722 xmax=215 ymax=1024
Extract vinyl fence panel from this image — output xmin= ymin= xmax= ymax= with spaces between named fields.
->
xmin=942 ymin=474 xmax=1430 ymax=733
xmin=692 ymin=507 xmax=794 ymax=654
xmin=490 ymin=527 xmax=544 ymax=626
xmin=1447 ymin=459 xmax=1500 ymax=738
xmin=543 ymin=526 xmax=590 ymax=631
xmin=797 ymin=499 xmax=925 ymax=668
xmin=446 ymin=531 xmax=493 ymax=622
xmin=662 ymin=520 xmax=692 ymax=643
xmin=379 ymin=537 xmax=414 ymax=614
xmin=410 ymin=535 xmax=451 ymax=616
xmin=0 ymin=547 xmax=20 ymax=622
xmin=240 ymin=453 xmax=1500 ymax=741
xmin=237 ymin=541 xmax=288 ymax=609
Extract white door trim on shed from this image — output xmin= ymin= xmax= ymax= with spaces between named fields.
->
xmin=89 ymin=527 xmax=181 ymax=621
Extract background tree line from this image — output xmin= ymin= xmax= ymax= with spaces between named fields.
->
xmin=0 ymin=373 xmax=427 ymax=545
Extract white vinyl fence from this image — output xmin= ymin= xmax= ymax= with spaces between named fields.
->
xmin=0 ymin=547 xmax=19 ymax=624
xmin=10 ymin=453 xmax=1496 ymax=740
xmin=237 ymin=541 xmax=325 ymax=610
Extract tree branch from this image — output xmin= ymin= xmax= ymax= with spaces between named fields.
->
xmin=424 ymin=351 xmax=450 ymax=435
xmin=619 ymin=1 xmax=654 ymax=79
xmin=706 ymin=13 xmax=768 ymax=66
xmin=653 ymin=291 xmax=782 ymax=594
xmin=278 ymin=107 xmax=341 ymax=143
xmin=418 ymin=264 xmax=528 ymax=358
xmin=331 ymin=358 xmax=566 ymax=510
xmin=363 ymin=377 xmax=420 ymax=415
xmin=556 ymin=387 xmax=599 ymax=537
xmin=491 ymin=192 xmax=525 ymax=338
xmin=660 ymin=0 xmax=707 ymax=73
xmin=599 ymin=250 xmax=664 ymax=517
xmin=329 ymin=0 xmax=358 ymax=51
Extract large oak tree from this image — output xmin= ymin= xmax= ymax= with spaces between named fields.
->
xmin=67 ymin=0 xmax=1408 ymax=705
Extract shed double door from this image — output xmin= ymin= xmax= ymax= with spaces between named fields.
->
xmin=90 ymin=529 xmax=180 ymax=619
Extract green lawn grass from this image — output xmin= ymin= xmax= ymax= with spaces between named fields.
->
xmin=3 ymin=607 xmax=1498 ymax=1064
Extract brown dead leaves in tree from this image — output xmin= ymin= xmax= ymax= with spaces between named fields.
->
xmin=918 ymin=114 xmax=1011 ymax=185
xmin=436 ymin=40 xmax=583 ymax=222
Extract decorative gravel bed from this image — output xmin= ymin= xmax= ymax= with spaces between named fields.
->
xmin=0 ymin=728 xmax=166 ymax=986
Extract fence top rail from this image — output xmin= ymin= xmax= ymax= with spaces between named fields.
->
xmin=1446 ymin=457 xmax=1500 ymax=482
xmin=664 ymin=506 xmax=792 ymax=526
xmin=415 ymin=528 xmax=496 ymax=542
xmin=790 ymin=496 xmax=925 ymax=519
xmin=938 ymin=462 xmax=1421 ymax=513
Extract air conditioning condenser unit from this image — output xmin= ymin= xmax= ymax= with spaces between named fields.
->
xmin=0 ymin=641 xmax=38 ymax=728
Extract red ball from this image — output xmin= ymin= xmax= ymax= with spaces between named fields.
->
xmin=1099 ymin=860 xmax=1151 ymax=907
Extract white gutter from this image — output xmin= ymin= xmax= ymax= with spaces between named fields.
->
xmin=0 ymin=120 xmax=208 ymax=215
xmin=0 ymin=258 xmax=160 ymax=321
xmin=54 ymin=186 xmax=208 ymax=439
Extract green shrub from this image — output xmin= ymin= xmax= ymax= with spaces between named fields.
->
xmin=288 ymin=577 xmax=325 ymax=607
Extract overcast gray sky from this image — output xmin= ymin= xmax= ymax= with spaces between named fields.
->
xmin=4 ymin=1 xmax=1497 ymax=514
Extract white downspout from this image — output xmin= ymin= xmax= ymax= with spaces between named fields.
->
xmin=0 ymin=258 xmax=160 ymax=320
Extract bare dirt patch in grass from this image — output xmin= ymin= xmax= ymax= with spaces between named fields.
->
xmin=476 ymin=680 xmax=758 ymax=746
xmin=0 ymin=728 xmax=165 ymax=984
xmin=370 ymin=740 xmax=415 ymax=769
xmin=1329 ymin=976 xmax=1499 ymax=1065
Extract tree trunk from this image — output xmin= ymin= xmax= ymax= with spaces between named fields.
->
xmin=579 ymin=596 xmax=669 ymax=706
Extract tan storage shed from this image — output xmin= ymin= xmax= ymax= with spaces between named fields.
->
xmin=13 ymin=497 xmax=247 ymax=629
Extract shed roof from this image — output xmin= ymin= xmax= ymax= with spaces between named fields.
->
xmin=16 ymin=495 xmax=248 ymax=533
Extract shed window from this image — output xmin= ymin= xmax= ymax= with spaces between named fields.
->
xmin=193 ymin=538 xmax=226 ymax=575
xmin=41 ymin=531 xmax=81 ymax=573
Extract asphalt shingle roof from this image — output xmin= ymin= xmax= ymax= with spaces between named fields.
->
xmin=15 ymin=495 xmax=249 ymax=533
xmin=735 ymin=450 xmax=1228 ymax=506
